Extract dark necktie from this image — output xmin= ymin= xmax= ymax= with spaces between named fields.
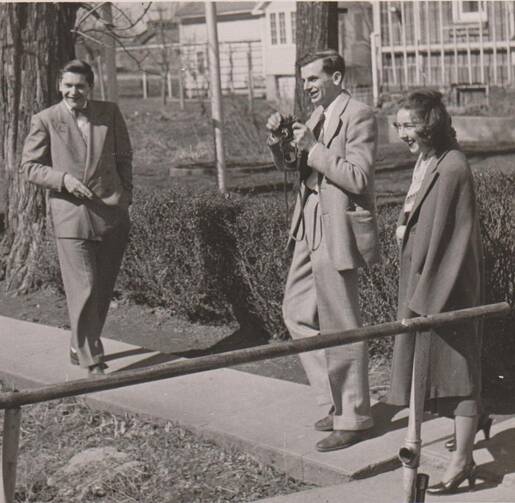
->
xmin=313 ymin=112 xmax=326 ymax=141
xmin=299 ymin=113 xmax=325 ymax=183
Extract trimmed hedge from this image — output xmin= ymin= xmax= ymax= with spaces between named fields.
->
xmin=35 ymin=169 xmax=513 ymax=371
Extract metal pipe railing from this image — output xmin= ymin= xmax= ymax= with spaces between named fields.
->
xmin=0 ymin=301 xmax=511 ymax=503
xmin=0 ymin=303 xmax=510 ymax=409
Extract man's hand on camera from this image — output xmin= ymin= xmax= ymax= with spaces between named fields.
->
xmin=292 ymin=122 xmax=317 ymax=152
xmin=266 ymin=112 xmax=283 ymax=140
xmin=63 ymin=174 xmax=93 ymax=200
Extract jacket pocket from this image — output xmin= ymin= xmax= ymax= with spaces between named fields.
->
xmin=347 ymin=209 xmax=380 ymax=266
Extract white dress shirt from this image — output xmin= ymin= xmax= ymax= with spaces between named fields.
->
xmin=305 ymin=94 xmax=342 ymax=191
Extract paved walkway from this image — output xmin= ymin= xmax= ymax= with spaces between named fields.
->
xmin=1 ymin=315 xmax=514 ymax=502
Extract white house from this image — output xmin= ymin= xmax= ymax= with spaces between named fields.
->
xmin=251 ymin=2 xmax=297 ymax=101
xmin=172 ymin=1 xmax=373 ymax=101
xmin=175 ymin=2 xmax=266 ymax=97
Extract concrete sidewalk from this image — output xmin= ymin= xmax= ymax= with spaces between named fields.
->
xmin=1 ymin=315 xmax=514 ymax=502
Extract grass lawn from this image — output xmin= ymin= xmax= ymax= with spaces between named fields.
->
xmin=0 ymin=393 xmax=313 ymax=503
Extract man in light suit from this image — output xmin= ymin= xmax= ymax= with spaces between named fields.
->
xmin=266 ymin=50 xmax=379 ymax=451
xmin=21 ymin=59 xmax=133 ymax=375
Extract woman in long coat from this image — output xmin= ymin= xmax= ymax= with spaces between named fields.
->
xmin=387 ymin=90 xmax=485 ymax=495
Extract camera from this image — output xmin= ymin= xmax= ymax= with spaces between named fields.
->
xmin=272 ymin=115 xmax=298 ymax=170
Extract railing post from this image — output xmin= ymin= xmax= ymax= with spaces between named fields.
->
xmin=1 ymin=406 xmax=21 ymax=503
xmin=142 ymin=72 xmax=148 ymax=100
xmin=399 ymin=331 xmax=431 ymax=503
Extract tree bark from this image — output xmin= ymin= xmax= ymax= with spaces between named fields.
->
xmin=294 ymin=2 xmax=339 ymax=120
xmin=0 ymin=3 xmax=77 ymax=293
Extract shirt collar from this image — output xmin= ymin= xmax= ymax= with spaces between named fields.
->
xmin=63 ymin=100 xmax=88 ymax=114
xmin=322 ymin=92 xmax=342 ymax=125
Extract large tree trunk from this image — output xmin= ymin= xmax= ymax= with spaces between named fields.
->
xmin=0 ymin=3 xmax=77 ymax=293
xmin=294 ymin=2 xmax=339 ymax=120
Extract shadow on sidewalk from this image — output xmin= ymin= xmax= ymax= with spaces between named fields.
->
xmin=474 ymin=427 xmax=515 ymax=491
xmin=112 ymin=324 xmax=269 ymax=372
xmin=370 ymin=401 xmax=408 ymax=437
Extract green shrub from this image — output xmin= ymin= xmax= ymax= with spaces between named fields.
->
xmin=119 ymin=188 xmax=238 ymax=323
xmin=227 ymin=195 xmax=290 ymax=337
xmin=359 ymin=203 xmax=399 ymax=360
xmin=474 ymin=170 xmax=515 ymax=380
xmin=32 ymin=169 xmax=512 ymax=372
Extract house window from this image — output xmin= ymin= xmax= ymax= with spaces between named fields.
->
xmin=291 ymin=12 xmax=296 ymax=44
xmin=279 ymin=12 xmax=287 ymax=44
xmin=452 ymin=1 xmax=487 ymax=23
xmin=270 ymin=13 xmax=278 ymax=45
xmin=196 ymin=51 xmax=205 ymax=74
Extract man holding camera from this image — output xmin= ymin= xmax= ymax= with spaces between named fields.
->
xmin=266 ymin=50 xmax=379 ymax=452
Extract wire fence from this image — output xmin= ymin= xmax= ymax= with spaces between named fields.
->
xmin=113 ymin=40 xmax=265 ymax=100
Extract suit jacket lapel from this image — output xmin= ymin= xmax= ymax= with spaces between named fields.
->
xmin=84 ymin=101 xmax=108 ymax=182
xmin=323 ymin=91 xmax=350 ymax=146
xmin=406 ymin=153 xmax=442 ymax=227
xmin=53 ymin=101 xmax=87 ymax=162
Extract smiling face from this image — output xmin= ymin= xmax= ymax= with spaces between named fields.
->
xmin=394 ymin=108 xmax=432 ymax=156
xmin=59 ymin=72 xmax=91 ymax=110
xmin=301 ymin=58 xmax=342 ymax=109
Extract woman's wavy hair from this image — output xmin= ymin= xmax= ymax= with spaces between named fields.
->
xmin=399 ymin=89 xmax=457 ymax=153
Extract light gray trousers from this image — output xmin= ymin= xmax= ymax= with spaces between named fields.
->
xmin=283 ymin=193 xmax=373 ymax=431
xmin=56 ymin=222 xmax=129 ymax=368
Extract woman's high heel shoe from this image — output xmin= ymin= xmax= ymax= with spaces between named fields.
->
xmin=445 ymin=416 xmax=492 ymax=451
xmin=427 ymin=463 xmax=477 ymax=495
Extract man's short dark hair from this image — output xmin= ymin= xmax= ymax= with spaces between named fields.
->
xmin=59 ymin=59 xmax=95 ymax=87
xmin=297 ymin=50 xmax=345 ymax=78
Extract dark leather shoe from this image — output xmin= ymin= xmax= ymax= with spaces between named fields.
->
xmin=316 ymin=429 xmax=370 ymax=452
xmin=427 ymin=462 xmax=477 ymax=494
xmin=70 ymin=349 xmax=79 ymax=366
xmin=314 ymin=406 xmax=335 ymax=431
xmin=88 ymin=364 xmax=105 ymax=376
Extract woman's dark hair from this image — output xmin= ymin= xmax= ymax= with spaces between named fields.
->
xmin=59 ymin=59 xmax=95 ymax=87
xmin=399 ymin=89 xmax=456 ymax=152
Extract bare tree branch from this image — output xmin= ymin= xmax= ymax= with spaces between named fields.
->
xmin=75 ymin=2 xmax=108 ymax=27
xmin=110 ymin=2 xmax=153 ymax=32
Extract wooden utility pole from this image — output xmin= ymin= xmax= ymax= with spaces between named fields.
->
xmin=247 ymin=43 xmax=254 ymax=114
xmin=102 ymin=2 xmax=118 ymax=102
xmin=205 ymin=1 xmax=227 ymax=194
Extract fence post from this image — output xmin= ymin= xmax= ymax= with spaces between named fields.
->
xmin=1 ymin=407 xmax=21 ymax=503
xmin=167 ymin=72 xmax=173 ymax=100
xmin=370 ymin=31 xmax=380 ymax=108
xmin=179 ymin=69 xmax=185 ymax=110
xmin=142 ymin=72 xmax=148 ymax=99
xmin=247 ymin=43 xmax=254 ymax=114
